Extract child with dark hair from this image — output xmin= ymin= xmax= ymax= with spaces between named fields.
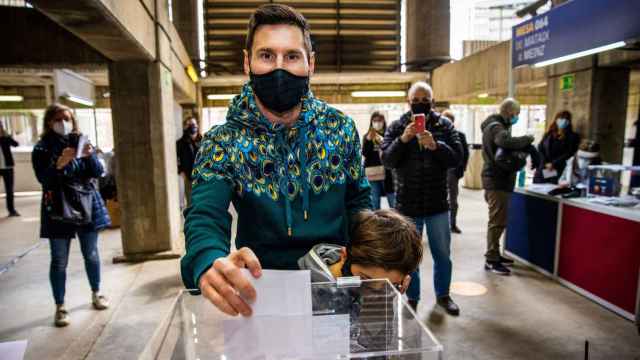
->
xmin=298 ymin=208 xmax=423 ymax=293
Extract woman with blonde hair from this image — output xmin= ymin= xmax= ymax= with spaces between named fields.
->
xmin=32 ymin=103 xmax=111 ymax=327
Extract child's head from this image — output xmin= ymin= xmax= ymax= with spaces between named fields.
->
xmin=343 ymin=209 xmax=423 ymax=292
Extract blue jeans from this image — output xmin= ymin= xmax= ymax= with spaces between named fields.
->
xmin=370 ymin=181 xmax=384 ymax=210
xmin=49 ymin=230 xmax=101 ymax=305
xmin=406 ymin=212 xmax=452 ymax=300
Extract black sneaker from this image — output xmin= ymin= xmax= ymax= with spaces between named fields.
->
xmin=485 ymin=261 xmax=511 ymax=275
xmin=451 ymin=225 xmax=462 ymax=234
xmin=499 ymin=256 xmax=515 ymax=266
xmin=436 ymin=295 xmax=460 ymax=316
xmin=8 ymin=211 xmax=20 ymax=217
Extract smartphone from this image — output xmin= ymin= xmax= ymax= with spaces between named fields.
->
xmin=413 ymin=114 xmax=426 ymax=134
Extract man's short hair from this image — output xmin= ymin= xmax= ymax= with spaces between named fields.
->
xmin=408 ymin=81 xmax=434 ymax=99
xmin=349 ymin=209 xmax=423 ymax=275
xmin=245 ymin=4 xmax=313 ymax=57
xmin=500 ymin=97 xmax=520 ymax=115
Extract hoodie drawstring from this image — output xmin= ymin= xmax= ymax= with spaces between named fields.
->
xmin=300 ymin=123 xmax=310 ymax=222
xmin=278 ymin=115 xmax=311 ymax=237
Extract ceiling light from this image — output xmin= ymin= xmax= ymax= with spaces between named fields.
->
xmin=351 ymin=91 xmax=406 ymax=98
xmin=207 ymin=94 xmax=237 ymax=100
xmin=477 ymin=93 xmax=489 ymax=98
xmin=533 ymin=41 xmax=626 ymax=68
xmin=0 ymin=95 xmax=23 ymax=102
xmin=64 ymin=94 xmax=94 ymax=106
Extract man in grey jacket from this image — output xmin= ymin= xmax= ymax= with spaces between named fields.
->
xmin=481 ymin=98 xmax=534 ymax=275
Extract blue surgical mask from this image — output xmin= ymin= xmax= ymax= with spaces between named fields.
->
xmin=556 ymin=118 xmax=568 ymax=129
xmin=510 ymin=115 xmax=519 ymax=125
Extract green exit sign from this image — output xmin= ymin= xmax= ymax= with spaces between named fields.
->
xmin=560 ymin=74 xmax=575 ymax=92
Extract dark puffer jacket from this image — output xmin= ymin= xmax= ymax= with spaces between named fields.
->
xmin=381 ymin=111 xmax=462 ymax=217
xmin=481 ymin=114 xmax=534 ymax=192
xmin=32 ymin=132 xmax=111 ymax=239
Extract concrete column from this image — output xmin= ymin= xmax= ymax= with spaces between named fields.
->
xmin=546 ymin=61 xmax=630 ymax=163
xmin=405 ymin=0 xmax=450 ymax=71
xmin=109 ymin=60 xmax=182 ymax=259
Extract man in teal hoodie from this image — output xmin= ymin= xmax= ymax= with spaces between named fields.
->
xmin=181 ymin=4 xmax=371 ymax=317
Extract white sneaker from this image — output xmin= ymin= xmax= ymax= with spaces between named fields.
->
xmin=55 ymin=306 xmax=70 ymax=327
xmin=92 ymin=293 xmax=109 ymax=310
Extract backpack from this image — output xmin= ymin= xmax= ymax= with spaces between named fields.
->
xmin=486 ymin=122 xmax=528 ymax=173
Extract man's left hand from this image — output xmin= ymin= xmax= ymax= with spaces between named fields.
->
xmin=418 ymin=131 xmax=437 ymax=150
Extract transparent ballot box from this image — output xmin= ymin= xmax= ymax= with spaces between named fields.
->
xmin=157 ymin=279 xmax=443 ymax=359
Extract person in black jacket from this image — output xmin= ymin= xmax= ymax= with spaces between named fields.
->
xmin=0 ymin=123 xmax=20 ymax=216
xmin=442 ymin=110 xmax=469 ymax=234
xmin=176 ymin=117 xmax=202 ymax=208
xmin=381 ymin=82 xmax=463 ymax=316
xmin=32 ymin=103 xmax=112 ymax=327
xmin=481 ymin=98 xmax=534 ymax=276
xmin=533 ymin=110 xmax=580 ymax=184
xmin=362 ymin=111 xmax=395 ymax=209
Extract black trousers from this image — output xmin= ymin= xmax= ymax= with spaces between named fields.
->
xmin=0 ymin=168 xmax=16 ymax=213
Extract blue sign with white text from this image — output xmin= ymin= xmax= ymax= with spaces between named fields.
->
xmin=512 ymin=0 xmax=640 ymax=68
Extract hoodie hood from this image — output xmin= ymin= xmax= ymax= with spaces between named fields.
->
xmin=225 ymin=82 xmax=317 ymax=133
xmin=298 ymin=243 xmax=343 ymax=283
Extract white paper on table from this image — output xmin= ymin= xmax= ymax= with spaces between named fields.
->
xmin=240 ymin=269 xmax=312 ymax=316
xmin=0 ymin=340 xmax=28 ymax=360
xmin=542 ymin=168 xmax=558 ymax=179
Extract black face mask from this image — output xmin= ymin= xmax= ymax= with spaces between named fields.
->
xmin=411 ymin=102 xmax=431 ymax=115
xmin=341 ymin=255 xmax=353 ymax=277
xmin=250 ymin=68 xmax=309 ymax=114
xmin=187 ymin=126 xmax=198 ymax=135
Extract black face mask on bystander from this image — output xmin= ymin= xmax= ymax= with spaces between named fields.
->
xmin=411 ymin=102 xmax=431 ymax=115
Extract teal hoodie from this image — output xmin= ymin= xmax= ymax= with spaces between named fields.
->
xmin=181 ymin=83 xmax=371 ymax=290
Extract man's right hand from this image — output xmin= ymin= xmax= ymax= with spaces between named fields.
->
xmin=400 ymin=123 xmax=417 ymax=143
xmin=198 ymin=247 xmax=262 ymax=317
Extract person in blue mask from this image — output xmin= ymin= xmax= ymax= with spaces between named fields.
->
xmin=181 ymin=4 xmax=371 ymax=317
xmin=480 ymin=98 xmax=535 ymax=276
xmin=533 ymin=110 xmax=580 ymax=184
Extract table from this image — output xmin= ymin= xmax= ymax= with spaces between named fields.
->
xmin=505 ymin=187 xmax=640 ymax=328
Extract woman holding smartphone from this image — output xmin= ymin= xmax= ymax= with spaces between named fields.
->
xmin=32 ymin=103 xmax=111 ymax=327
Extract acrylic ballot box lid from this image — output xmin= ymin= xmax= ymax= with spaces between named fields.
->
xmin=156 ymin=279 xmax=443 ymax=359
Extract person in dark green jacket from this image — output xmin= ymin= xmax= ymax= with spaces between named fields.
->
xmin=181 ymin=3 xmax=371 ymax=317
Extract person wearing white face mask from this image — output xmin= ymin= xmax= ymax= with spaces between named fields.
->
xmin=31 ymin=103 xmax=112 ymax=327
xmin=533 ymin=110 xmax=580 ymax=184
xmin=363 ymin=111 xmax=394 ymax=209
xmin=559 ymin=140 xmax=603 ymax=188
